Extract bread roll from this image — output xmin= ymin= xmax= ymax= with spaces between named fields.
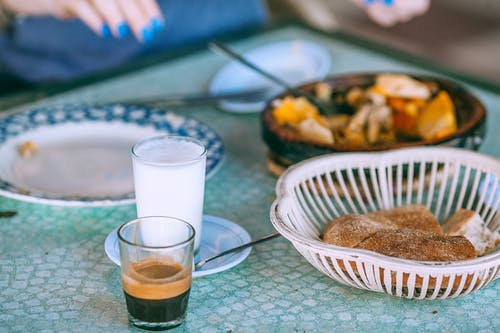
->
xmin=321 ymin=205 xmax=488 ymax=294
xmin=355 ymin=229 xmax=477 ymax=261
xmin=366 ymin=204 xmax=442 ymax=234
xmin=442 ymin=209 xmax=497 ymax=255
xmin=322 ymin=204 xmax=442 ymax=248
xmin=322 ymin=214 xmax=397 ymax=247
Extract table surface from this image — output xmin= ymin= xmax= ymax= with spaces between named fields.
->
xmin=0 ymin=24 xmax=499 ymax=333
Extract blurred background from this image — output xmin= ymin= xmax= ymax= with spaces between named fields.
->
xmin=269 ymin=0 xmax=500 ymax=84
xmin=1 ymin=0 xmax=498 ymax=99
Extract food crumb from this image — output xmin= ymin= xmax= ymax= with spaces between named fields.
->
xmin=0 ymin=210 xmax=17 ymax=218
xmin=18 ymin=140 xmax=38 ymax=158
xmin=432 ymin=310 xmax=438 ymax=315
xmin=315 ymin=82 xmax=332 ymax=101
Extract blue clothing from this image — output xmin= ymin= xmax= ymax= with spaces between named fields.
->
xmin=0 ymin=0 xmax=267 ymax=83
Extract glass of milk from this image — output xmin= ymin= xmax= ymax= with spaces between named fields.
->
xmin=131 ymin=136 xmax=206 ymax=251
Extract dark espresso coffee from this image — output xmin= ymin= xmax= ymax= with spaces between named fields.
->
xmin=124 ymin=289 xmax=190 ymax=324
xmin=122 ymin=259 xmax=191 ymax=325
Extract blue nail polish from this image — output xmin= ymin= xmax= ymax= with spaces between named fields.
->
xmin=101 ymin=24 xmax=111 ymax=37
xmin=151 ymin=17 xmax=164 ymax=32
xmin=141 ymin=27 xmax=154 ymax=43
xmin=117 ymin=22 xmax=130 ymax=38
xmin=383 ymin=0 xmax=394 ymax=6
xmin=364 ymin=0 xmax=376 ymax=5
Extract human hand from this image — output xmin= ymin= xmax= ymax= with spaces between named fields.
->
xmin=0 ymin=0 xmax=164 ymax=42
xmin=352 ymin=0 xmax=430 ymax=27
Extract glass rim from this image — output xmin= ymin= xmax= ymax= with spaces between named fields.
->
xmin=131 ymin=135 xmax=207 ymax=167
xmin=117 ymin=216 xmax=195 ymax=250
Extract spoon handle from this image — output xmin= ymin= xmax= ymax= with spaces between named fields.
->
xmin=195 ymin=231 xmax=281 ymax=270
xmin=114 ymin=87 xmax=269 ymax=106
xmin=210 ymin=41 xmax=295 ymax=90
xmin=209 ymin=41 xmax=330 ymax=114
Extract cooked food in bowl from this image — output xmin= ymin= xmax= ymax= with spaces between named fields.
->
xmin=262 ymin=73 xmax=486 ymax=169
xmin=272 ymin=74 xmax=459 ymax=145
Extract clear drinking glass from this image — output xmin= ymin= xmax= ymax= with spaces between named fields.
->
xmin=118 ymin=216 xmax=195 ymax=330
xmin=131 ymin=135 xmax=206 ymax=251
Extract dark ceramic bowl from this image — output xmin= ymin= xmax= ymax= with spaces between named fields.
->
xmin=261 ymin=73 xmax=486 ymax=167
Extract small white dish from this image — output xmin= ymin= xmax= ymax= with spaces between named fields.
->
xmin=104 ymin=215 xmax=252 ymax=277
xmin=0 ymin=104 xmax=224 ymax=206
xmin=209 ymin=40 xmax=331 ymax=113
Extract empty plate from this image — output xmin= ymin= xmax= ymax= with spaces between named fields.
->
xmin=104 ymin=215 xmax=252 ymax=277
xmin=209 ymin=40 xmax=331 ymax=113
xmin=0 ymin=104 xmax=224 ymax=206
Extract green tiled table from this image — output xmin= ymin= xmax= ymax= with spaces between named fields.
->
xmin=0 ymin=24 xmax=499 ymax=333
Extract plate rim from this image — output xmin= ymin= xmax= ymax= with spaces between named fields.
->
xmin=104 ymin=214 xmax=252 ymax=277
xmin=208 ymin=39 xmax=331 ymax=113
xmin=0 ymin=103 xmax=224 ymax=206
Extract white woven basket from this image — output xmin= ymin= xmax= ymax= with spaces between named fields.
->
xmin=270 ymin=147 xmax=500 ymax=299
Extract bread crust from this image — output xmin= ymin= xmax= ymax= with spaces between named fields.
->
xmin=442 ymin=209 xmax=476 ymax=234
xmin=322 ymin=214 xmax=396 ymax=247
xmin=320 ymin=205 xmax=487 ymax=293
xmin=442 ymin=209 xmax=497 ymax=255
xmin=355 ymin=229 xmax=477 ymax=261
xmin=366 ymin=204 xmax=442 ymax=234
xmin=322 ymin=204 xmax=443 ymax=249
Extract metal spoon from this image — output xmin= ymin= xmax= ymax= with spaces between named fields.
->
xmin=114 ymin=87 xmax=270 ymax=106
xmin=209 ymin=40 xmax=332 ymax=114
xmin=194 ymin=231 xmax=281 ymax=270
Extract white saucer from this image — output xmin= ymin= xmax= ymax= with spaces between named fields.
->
xmin=209 ymin=40 xmax=331 ymax=113
xmin=104 ymin=215 xmax=252 ymax=277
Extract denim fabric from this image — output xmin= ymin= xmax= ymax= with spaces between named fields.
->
xmin=0 ymin=0 xmax=267 ymax=83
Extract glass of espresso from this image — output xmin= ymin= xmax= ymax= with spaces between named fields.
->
xmin=118 ymin=216 xmax=195 ymax=330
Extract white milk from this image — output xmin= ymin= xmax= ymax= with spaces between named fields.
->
xmin=132 ymin=136 xmax=206 ymax=250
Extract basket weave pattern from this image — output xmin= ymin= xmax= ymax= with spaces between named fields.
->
xmin=271 ymin=147 xmax=500 ymax=299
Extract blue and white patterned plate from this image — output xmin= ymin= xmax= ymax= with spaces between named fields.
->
xmin=0 ymin=104 xmax=224 ymax=206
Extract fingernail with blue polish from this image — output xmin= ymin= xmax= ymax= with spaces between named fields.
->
xmin=101 ymin=24 xmax=111 ymax=37
xmin=383 ymin=0 xmax=394 ymax=6
xmin=117 ymin=22 xmax=130 ymax=38
xmin=151 ymin=17 xmax=164 ymax=32
xmin=141 ymin=27 xmax=154 ymax=43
